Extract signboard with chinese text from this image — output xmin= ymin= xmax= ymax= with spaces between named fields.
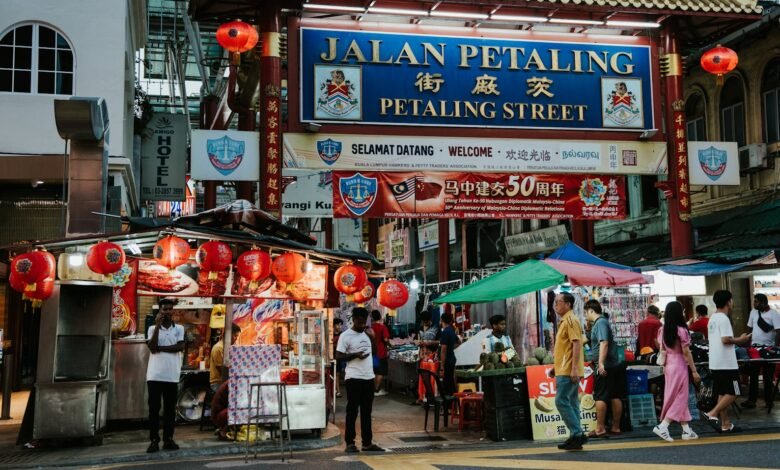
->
xmin=526 ymin=365 xmax=596 ymax=441
xmin=284 ymin=133 xmax=666 ymax=175
xmin=191 ymin=130 xmax=260 ymax=181
xmin=141 ymin=113 xmax=187 ymax=201
xmin=333 ymin=171 xmax=626 ymax=220
xmin=687 ymin=141 xmax=739 ymax=186
xmin=282 ymin=169 xmax=334 ymax=216
xmin=504 ymin=225 xmax=569 ymax=257
xmin=300 ymin=28 xmax=655 ymax=131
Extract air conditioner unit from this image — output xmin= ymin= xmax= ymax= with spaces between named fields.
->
xmin=738 ymin=143 xmax=769 ymax=172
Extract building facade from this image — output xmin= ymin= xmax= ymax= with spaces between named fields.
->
xmin=0 ymin=0 xmax=146 ymax=244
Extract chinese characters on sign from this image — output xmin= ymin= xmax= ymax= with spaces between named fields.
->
xmin=671 ymin=102 xmax=691 ymax=221
xmin=301 ymin=28 xmax=655 ymax=130
xmin=526 ymin=365 xmax=597 ymax=441
xmin=332 ymin=171 xmax=626 ymax=220
xmin=263 ymin=85 xmax=282 ymax=215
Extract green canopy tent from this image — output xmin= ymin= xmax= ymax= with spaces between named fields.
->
xmin=432 ymin=259 xmax=565 ymax=305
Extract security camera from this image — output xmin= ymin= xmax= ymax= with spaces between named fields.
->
xmin=639 ymin=129 xmax=658 ymax=140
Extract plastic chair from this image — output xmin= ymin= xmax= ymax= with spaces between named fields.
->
xmin=450 ymin=391 xmax=484 ymax=432
xmin=418 ymin=368 xmax=457 ymax=432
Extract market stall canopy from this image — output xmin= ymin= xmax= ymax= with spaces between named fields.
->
xmin=548 ymin=241 xmax=640 ymax=272
xmin=543 ymin=259 xmax=651 ymax=286
xmin=434 ymin=257 xmax=650 ymax=305
xmin=433 ymin=260 xmax=565 ymax=305
xmin=659 ymin=252 xmax=777 ymax=276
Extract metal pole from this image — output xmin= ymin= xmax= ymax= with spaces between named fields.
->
xmin=1 ymin=354 xmax=13 ymax=419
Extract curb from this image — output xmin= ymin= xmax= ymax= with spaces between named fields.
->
xmin=1 ymin=428 xmax=342 ymax=468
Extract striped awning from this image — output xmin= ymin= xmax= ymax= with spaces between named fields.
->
xmin=530 ymin=0 xmax=761 ymax=14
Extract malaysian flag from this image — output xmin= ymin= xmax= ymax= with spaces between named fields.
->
xmin=390 ymin=176 xmax=418 ymax=202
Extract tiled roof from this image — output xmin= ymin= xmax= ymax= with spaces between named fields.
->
xmin=530 ymin=0 xmax=761 ymax=14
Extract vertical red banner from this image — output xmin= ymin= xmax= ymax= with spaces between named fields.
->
xmin=262 ymin=87 xmax=282 ymax=215
xmin=671 ymin=103 xmax=691 ymax=221
xmin=112 ymin=258 xmax=138 ymax=336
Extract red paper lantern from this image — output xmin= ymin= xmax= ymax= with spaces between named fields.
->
xmin=87 ymin=241 xmax=126 ymax=276
xmin=377 ymin=279 xmax=409 ymax=316
xmin=700 ymin=45 xmax=738 ymax=85
xmin=272 ymin=253 xmax=306 ymax=284
xmin=352 ymin=282 xmax=375 ymax=306
xmin=196 ymin=241 xmax=232 ymax=279
xmin=216 ymin=20 xmax=258 ymax=53
xmin=153 ymin=235 xmax=190 ymax=270
xmin=10 ymin=250 xmax=55 ymax=294
xmin=236 ymin=249 xmax=272 ymax=289
xmin=334 ymin=264 xmax=368 ymax=300
xmin=8 ymin=272 xmax=27 ymax=293
xmin=25 ymin=277 xmax=54 ymax=307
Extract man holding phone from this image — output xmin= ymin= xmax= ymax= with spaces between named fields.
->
xmin=336 ymin=307 xmax=385 ymax=454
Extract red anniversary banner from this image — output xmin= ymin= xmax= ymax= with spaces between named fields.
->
xmin=332 ymin=172 xmax=626 ymax=220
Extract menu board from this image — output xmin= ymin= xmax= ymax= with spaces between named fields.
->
xmin=137 ymin=260 xmax=327 ymax=301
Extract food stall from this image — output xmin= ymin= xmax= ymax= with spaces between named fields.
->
xmin=434 ymin=247 xmax=651 ymax=441
xmin=4 ymin=202 xmax=377 ymax=441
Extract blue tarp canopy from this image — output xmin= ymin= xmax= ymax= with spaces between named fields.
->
xmin=548 ymin=241 xmax=640 ymax=272
xmin=659 ymin=261 xmax=747 ymax=276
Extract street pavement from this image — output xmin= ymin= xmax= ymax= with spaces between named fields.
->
xmin=100 ymin=431 xmax=780 ymax=470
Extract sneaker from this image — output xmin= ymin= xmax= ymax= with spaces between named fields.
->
xmin=345 ymin=444 xmax=360 ymax=453
xmin=162 ymin=439 xmax=179 ymax=451
xmin=374 ymin=390 xmax=388 ymax=397
xmin=557 ymin=437 xmax=574 ymax=450
xmin=362 ymin=444 xmax=386 ymax=452
xmin=146 ymin=441 xmax=159 ymax=453
xmin=653 ymin=425 xmax=674 ymax=442
xmin=681 ymin=429 xmax=698 ymax=440
xmin=741 ymin=401 xmax=757 ymax=409
xmin=560 ymin=436 xmax=584 ymax=451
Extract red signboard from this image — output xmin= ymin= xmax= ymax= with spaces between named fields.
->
xmin=332 ymin=172 xmax=626 ymax=220
xmin=112 ymin=259 xmax=138 ymax=336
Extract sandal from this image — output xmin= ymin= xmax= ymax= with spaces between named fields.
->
xmin=587 ymin=431 xmax=609 ymax=438
xmin=720 ymin=424 xmax=742 ymax=434
xmin=608 ymin=430 xmax=622 ymax=436
xmin=336 ymin=392 xmax=342 ymax=398
xmin=701 ymin=413 xmax=720 ymax=431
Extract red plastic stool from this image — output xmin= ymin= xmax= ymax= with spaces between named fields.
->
xmin=451 ymin=392 xmax=484 ymax=431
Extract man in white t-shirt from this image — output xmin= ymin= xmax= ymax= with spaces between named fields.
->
xmin=146 ymin=298 xmax=185 ymax=453
xmin=743 ymin=293 xmax=780 ymax=409
xmin=703 ymin=290 xmax=751 ymax=433
xmin=336 ymin=307 xmax=385 ymax=454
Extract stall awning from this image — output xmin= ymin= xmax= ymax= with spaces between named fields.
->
xmin=433 ymin=257 xmax=650 ymax=305
xmin=533 ymin=0 xmax=761 ymax=14
xmin=433 ymin=260 xmax=565 ymax=305
xmin=659 ymin=252 xmax=777 ymax=276
xmin=548 ymin=241 xmax=640 ymax=272
xmin=544 ymin=259 xmax=651 ymax=286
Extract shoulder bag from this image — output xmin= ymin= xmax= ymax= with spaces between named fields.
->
xmin=656 ymin=334 xmax=666 ymax=366
xmin=756 ymin=310 xmax=774 ymax=333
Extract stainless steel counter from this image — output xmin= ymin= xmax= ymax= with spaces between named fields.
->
xmin=107 ymin=338 xmax=150 ymax=420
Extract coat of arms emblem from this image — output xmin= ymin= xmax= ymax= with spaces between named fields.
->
xmin=698 ymin=146 xmax=728 ymax=180
xmin=316 ymin=68 xmax=360 ymax=119
xmin=316 ymin=138 xmax=342 ymax=165
xmin=603 ymin=80 xmax=642 ymax=128
xmin=207 ymin=135 xmax=245 ymax=176
xmin=339 ymin=173 xmax=377 ymax=216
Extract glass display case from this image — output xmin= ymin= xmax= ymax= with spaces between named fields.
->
xmin=279 ymin=310 xmax=327 ymax=433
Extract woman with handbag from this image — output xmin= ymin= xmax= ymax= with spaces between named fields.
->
xmin=653 ymin=301 xmax=701 ymax=442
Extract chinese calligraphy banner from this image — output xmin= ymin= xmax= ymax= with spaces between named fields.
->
xmin=332 ymin=171 xmax=626 ymax=220
xmin=284 ymin=133 xmax=667 ymax=175
xmin=191 ymin=130 xmax=260 ymax=181
xmin=526 ymin=365 xmax=596 ymax=441
xmin=299 ymin=27 xmax=656 ymax=131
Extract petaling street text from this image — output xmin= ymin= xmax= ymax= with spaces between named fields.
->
xmin=319 ymin=38 xmax=635 ymax=75
xmin=379 ymin=99 xmax=588 ymax=121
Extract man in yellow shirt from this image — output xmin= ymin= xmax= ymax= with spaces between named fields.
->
xmin=210 ymin=323 xmax=241 ymax=392
xmin=553 ymin=292 xmax=586 ymax=451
